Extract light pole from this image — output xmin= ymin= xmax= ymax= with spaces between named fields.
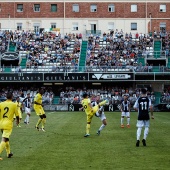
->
xmin=149 ymin=13 xmax=152 ymax=34
xmin=8 ymin=14 xmax=10 ymax=31
xmin=63 ymin=0 xmax=65 ymax=36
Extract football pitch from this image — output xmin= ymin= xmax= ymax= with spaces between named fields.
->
xmin=0 ymin=111 xmax=169 ymax=170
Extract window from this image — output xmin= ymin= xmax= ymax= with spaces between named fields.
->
xmin=91 ymin=5 xmax=97 ymax=12
xmin=17 ymin=4 xmax=23 ymax=12
xmin=33 ymin=23 xmax=40 ymax=34
xmin=51 ymin=4 xmax=57 ymax=12
xmin=51 ymin=23 xmax=56 ymax=29
xmin=160 ymin=5 xmax=166 ymax=12
xmin=131 ymin=4 xmax=137 ymax=12
xmin=17 ymin=23 xmax=22 ymax=30
xmin=160 ymin=22 xmax=166 ymax=32
xmin=131 ymin=23 xmax=137 ymax=30
xmin=72 ymin=23 xmax=78 ymax=31
xmin=72 ymin=4 xmax=79 ymax=12
xmin=108 ymin=4 xmax=115 ymax=12
xmin=34 ymin=4 xmax=40 ymax=12
xmin=108 ymin=22 xmax=114 ymax=30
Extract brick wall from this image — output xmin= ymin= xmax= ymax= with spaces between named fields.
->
xmin=0 ymin=1 xmax=169 ymax=31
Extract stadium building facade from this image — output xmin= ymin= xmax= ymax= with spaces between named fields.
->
xmin=0 ymin=0 xmax=169 ymax=36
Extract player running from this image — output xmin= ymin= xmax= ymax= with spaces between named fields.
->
xmin=0 ymin=92 xmax=19 ymax=160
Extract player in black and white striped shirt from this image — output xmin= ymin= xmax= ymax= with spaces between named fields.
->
xmin=120 ymin=94 xmax=131 ymax=128
xmin=91 ymin=95 xmax=107 ymax=135
xmin=22 ymin=93 xmax=32 ymax=124
xmin=134 ymin=88 xmax=154 ymax=147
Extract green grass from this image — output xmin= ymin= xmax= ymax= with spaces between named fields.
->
xmin=0 ymin=112 xmax=170 ymax=170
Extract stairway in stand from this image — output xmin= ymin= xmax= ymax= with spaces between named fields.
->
xmin=138 ymin=57 xmax=145 ymax=66
xmin=154 ymin=92 xmax=161 ymax=105
xmin=9 ymin=42 xmax=16 ymax=52
xmin=20 ymin=58 xmax=27 ymax=68
xmin=79 ymin=41 xmax=87 ymax=71
xmin=154 ymin=40 xmax=161 ymax=58
xmin=167 ymin=57 xmax=170 ymax=68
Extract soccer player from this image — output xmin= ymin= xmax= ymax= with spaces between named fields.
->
xmin=133 ymin=88 xmax=154 ymax=147
xmin=120 ymin=95 xmax=131 ymax=128
xmin=23 ymin=93 xmax=32 ymax=124
xmin=34 ymin=89 xmax=46 ymax=132
xmin=92 ymin=95 xmax=107 ymax=135
xmin=81 ymin=92 xmax=108 ymax=137
xmin=0 ymin=92 xmax=19 ymax=160
xmin=14 ymin=96 xmax=23 ymax=127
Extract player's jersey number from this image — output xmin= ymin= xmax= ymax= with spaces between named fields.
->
xmin=140 ymin=102 xmax=147 ymax=110
xmin=83 ymin=105 xmax=87 ymax=109
xmin=3 ymin=107 xmax=9 ymax=118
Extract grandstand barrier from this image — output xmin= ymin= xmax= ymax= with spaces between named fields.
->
xmin=0 ymin=72 xmax=170 ymax=82
xmin=154 ymin=103 xmax=170 ymax=112
xmin=1 ymin=65 xmax=170 ymax=74
xmin=43 ymin=104 xmax=120 ymax=111
xmin=43 ymin=104 xmax=170 ymax=112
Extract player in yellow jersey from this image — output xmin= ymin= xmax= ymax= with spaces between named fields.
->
xmin=81 ymin=92 xmax=108 ymax=137
xmin=0 ymin=92 xmax=19 ymax=160
xmin=13 ymin=96 xmax=23 ymax=127
xmin=34 ymin=89 xmax=46 ymax=132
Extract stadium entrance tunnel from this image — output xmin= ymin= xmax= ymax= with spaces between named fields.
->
xmin=1 ymin=52 xmax=19 ymax=66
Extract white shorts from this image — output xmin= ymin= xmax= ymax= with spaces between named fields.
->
xmin=95 ymin=112 xmax=106 ymax=121
xmin=25 ymin=107 xmax=31 ymax=114
xmin=121 ymin=112 xmax=130 ymax=117
xmin=136 ymin=120 xmax=150 ymax=128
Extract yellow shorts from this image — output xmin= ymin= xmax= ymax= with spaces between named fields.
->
xmin=34 ymin=105 xmax=45 ymax=116
xmin=2 ymin=129 xmax=12 ymax=138
xmin=91 ymin=105 xmax=99 ymax=114
xmin=86 ymin=105 xmax=99 ymax=123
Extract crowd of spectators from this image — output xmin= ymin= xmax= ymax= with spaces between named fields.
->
xmin=86 ymin=29 xmax=170 ymax=72
xmin=0 ymin=30 xmax=82 ymax=72
xmin=0 ymin=30 xmax=11 ymax=53
xmin=161 ymin=32 xmax=170 ymax=57
xmin=0 ymin=29 xmax=170 ymax=73
xmin=86 ymin=30 xmax=152 ymax=71
xmin=160 ymin=87 xmax=170 ymax=103
xmin=0 ymin=86 xmax=54 ymax=105
xmin=59 ymin=86 xmax=156 ymax=106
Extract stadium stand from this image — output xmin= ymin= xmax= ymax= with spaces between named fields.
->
xmin=0 ymin=30 xmax=170 ymax=74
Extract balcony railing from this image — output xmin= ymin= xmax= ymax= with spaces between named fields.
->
xmin=0 ymin=65 xmax=169 ymax=73
xmin=86 ymin=30 xmax=101 ymax=36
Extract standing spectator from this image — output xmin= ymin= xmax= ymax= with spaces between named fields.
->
xmin=134 ymin=88 xmax=154 ymax=147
